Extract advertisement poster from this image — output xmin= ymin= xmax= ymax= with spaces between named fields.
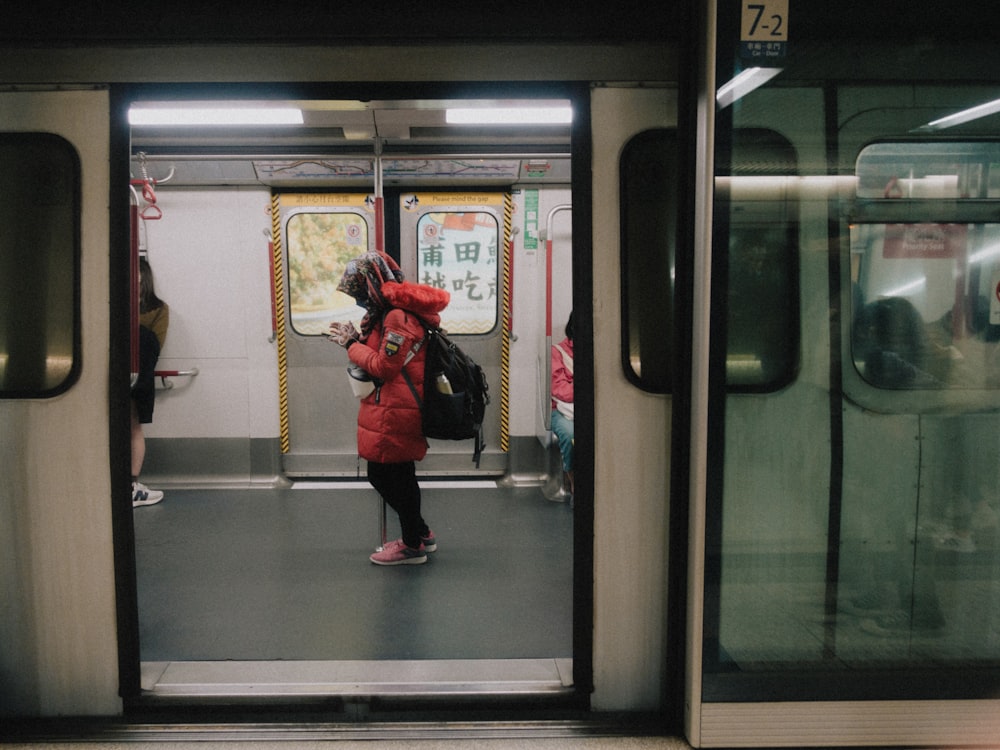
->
xmin=404 ymin=193 xmax=502 ymax=335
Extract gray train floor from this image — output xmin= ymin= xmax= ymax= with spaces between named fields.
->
xmin=133 ymin=483 xmax=574 ymax=661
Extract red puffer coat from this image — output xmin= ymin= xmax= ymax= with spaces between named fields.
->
xmin=347 ymin=280 xmax=450 ymax=463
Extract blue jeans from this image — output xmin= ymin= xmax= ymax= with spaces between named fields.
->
xmin=550 ymin=409 xmax=574 ymax=473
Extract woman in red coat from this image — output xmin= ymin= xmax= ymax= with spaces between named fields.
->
xmin=329 ymin=252 xmax=450 ymax=565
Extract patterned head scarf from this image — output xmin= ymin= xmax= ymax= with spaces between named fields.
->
xmin=337 ymin=252 xmax=404 ymax=335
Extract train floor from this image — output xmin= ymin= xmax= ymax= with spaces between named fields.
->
xmin=133 ymin=481 xmax=575 ymax=697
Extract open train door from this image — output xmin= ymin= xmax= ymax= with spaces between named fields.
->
xmin=0 ymin=90 xmax=125 ymax=715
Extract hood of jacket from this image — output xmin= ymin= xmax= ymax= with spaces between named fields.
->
xmin=381 ymin=280 xmax=450 ymax=328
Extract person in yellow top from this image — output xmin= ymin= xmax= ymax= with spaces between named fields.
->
xmin=132 ymin=258 xmax=169 ymax=507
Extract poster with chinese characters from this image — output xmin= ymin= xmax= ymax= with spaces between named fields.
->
xmin=403 ymin=193 xmax=503 ymax=335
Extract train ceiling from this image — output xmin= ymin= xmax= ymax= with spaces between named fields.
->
xmin=130 ymin=99 xmax=572 ymax=188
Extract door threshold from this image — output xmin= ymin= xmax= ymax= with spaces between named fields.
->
xmin=141 ymin=658 xmax=573 ymax=697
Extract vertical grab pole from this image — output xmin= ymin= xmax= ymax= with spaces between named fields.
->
xmin=129 ymin=188 xmax=140 ymax=387
xmin=378 ymin=500 xmax=387 ymax=551
xmin=373 ymin=138 xmax=388 ymax=551
xmin=374 ymin=138 xmax=385 ymax=252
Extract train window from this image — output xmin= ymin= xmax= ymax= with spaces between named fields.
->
xmin=621 ymin=128 xmax=799 ymax=392
xmin=851 ymin=142 xmax=1000 ymax=391
xmin=0 ymin=132 xmax=80 ymax=397
xmin=285 ymin=206 xmax=370 ymax=335
xmin=620 ymin=128 xmax=678 ymax=392
xmin=415 ymin=210 xmax=499 ymax=335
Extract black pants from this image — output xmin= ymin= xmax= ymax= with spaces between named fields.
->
xmin=132 ymin=325 xmax=161 ymax=423
xmin=367 ymin=460 xmax=429 ymax=549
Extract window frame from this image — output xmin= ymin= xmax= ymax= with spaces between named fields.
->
xmin=0 ymin=131 xmax=82 ymax=398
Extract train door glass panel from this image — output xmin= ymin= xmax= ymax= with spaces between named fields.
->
xmin=840 ymin=141 xmax=1000 ymax=683
xmin=288 ymin=209 xmax=370 ymax=334
xmin=0 ymin=133 xmax=80 ymax=396
xmin=415 ymin=210 xmax=499 ymax=334
xmin=699 ymin=3 xmax=1000 ymax=713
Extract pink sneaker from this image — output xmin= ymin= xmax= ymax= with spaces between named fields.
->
xmin=370 ymin=539 xmax=427 ymax=566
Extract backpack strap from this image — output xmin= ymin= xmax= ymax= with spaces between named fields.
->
xmin=402 ymin=368 xmax=421 ymax=410
xmin=403 ymin=317 xmax=426 ymax=366
xmin=401 ymin=312 xmax=429 ymax=409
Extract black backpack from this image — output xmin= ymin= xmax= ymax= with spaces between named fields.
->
xmin=402 ymin=321 xmax=490 ymax=466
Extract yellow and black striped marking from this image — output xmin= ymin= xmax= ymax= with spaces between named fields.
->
xmin=271 ymin=192 xmax=291 ymax=454
xmin=500 ymin=193 xmax=513 ymax=453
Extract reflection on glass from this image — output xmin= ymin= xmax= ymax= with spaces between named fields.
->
xmin=706 ymin=131 xmax=1000 ymax=704
xmin=726 ymin=222 xmax=799 ymax=389
xmin=856 ymin=142 xmax=1000 ymax=200
xmin=851 ymin=222 xmax=1000 ymax=390
xmin=838 ymin=410 xmax=999 ymax=656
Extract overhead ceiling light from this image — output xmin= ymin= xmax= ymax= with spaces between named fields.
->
xmin=446 ymin=107 xmax=572 ymax=125
xmin=913 ymin=97 xmax=1000 ymax=132
xmin=716 ymin=67 xmax=783 ymax=109
xmin=128 ymin=106 xmax=304 ymax=126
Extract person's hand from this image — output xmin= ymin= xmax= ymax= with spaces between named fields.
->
xmin=328 ymin=321 xmax=359 ymax=347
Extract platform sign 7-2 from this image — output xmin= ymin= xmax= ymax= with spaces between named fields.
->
xmin=741 ymin=0 xmax=787 ymax=59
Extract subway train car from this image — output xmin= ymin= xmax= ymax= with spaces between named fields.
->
xmin=4 ymin=1 xmax=1000 ymax=747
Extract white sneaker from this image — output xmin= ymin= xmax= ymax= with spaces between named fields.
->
xmin=132 ymin=481 xmax=164 ymax=507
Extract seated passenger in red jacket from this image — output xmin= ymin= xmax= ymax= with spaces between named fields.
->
xmin=550 ymin=311 xmax=574 ymax=498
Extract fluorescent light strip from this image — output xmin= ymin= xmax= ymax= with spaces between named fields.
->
xmin=129 ymin=107 xmax=304 ymax=126
xmin=716 ymin=67 xmax=783 ymax=109
xmin=914 ymin=97 xmax=1000 ymax=132
xmin=446 ymin=107 xmax=572 ymax=125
